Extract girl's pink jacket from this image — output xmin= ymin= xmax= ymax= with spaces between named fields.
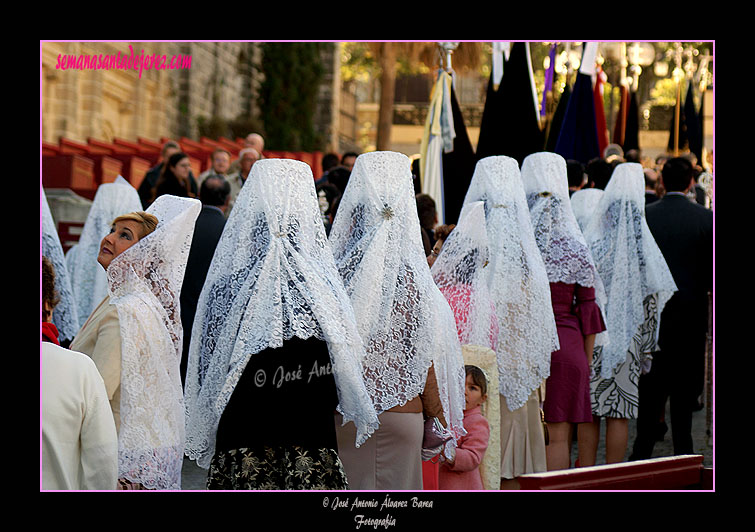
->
xmin=438 ymin=406 xmax=490 ymax=490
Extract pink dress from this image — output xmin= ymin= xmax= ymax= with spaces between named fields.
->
xmin=543 ymin=282 xmax=606 ymax=424
xmin=438 ymin=406 xmax=490 ymax=490
xmin=439 ymin=284 xmax=499 ymax=351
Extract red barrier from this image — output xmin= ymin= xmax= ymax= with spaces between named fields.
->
xmin=514 ymin=455 xmax=711 ymax=491
xmin=42 ymin=142 xmax=60 ymax=156
xmin=58 ymin=138 xmax=90 ymax=155
xmin=58 ymin=221 xmax=85 ymax=253
xmin=43 ymin=136 xmax=326 ymax=195
xmin=102 ymin=154 xmax=152 ymax=188
xmin=42 ymin=154 xmax=96 ymax=192
xmin=261 ymin=150 xmax=323 ymax=181
xmin=87 ymin=155 xmax=123 ymax=185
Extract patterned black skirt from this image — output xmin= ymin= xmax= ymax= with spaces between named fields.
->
xmin=207 ymin=445 xmax=348 ymax=490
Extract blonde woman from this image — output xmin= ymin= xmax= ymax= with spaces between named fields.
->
xmin=71 ymin=195 xmax=201 ymax=489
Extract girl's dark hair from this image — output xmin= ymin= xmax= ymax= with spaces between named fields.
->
xmin=42 ymin=256 xmax=60 ymax=318
xmin=465 ymin=365 xmax=487 ymax=397
xmin=433 ymin=224 xmax=455 ymax=242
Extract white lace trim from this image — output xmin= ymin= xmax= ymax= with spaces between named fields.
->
xmin=521 ymin=152 xmax=609 ymax=348
xmin=108 ymin=194 xmax=201 ymax=488
xmin=183 ymin=159 xmax=379 ymax=469
xmin=463 ymin=156 xmax=559 ymax=411
xmin=65 ymin=182 xmax=143 ymax=331
xmin=570 ymin=187 xmax=605 ymax=233
xmin=583 ymin=163 xmax=677 ymax=377
xmin=329 ymin=151 xmax=467 ymax=442
xmin=431 ymin=201 xmax=498 ymax=351
xmin=42 ymin=190 xmax=80 ymax=342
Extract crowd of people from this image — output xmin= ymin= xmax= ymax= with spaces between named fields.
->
xmin=41 ymin=135 xmax=713 ymax=491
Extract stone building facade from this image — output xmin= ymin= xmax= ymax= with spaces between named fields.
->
xmin=41 ymin=41 xmax=349 ymax=151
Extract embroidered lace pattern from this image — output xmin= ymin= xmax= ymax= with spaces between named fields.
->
xmin=462 ymin=156 xmax=559 ymax=411
xmin=521 ymin=151 xmax=609 ymax=348
xmin=328 ymin=151 xmax=467 ymax=443
xmin=183 ymin=159 xmax=379 ymax=470
xmin=583 ymin=163 xmax=677 ymax=378
xmin=570 ymin=187 xmax=605 ymax=233
xmin=42 ymin=190 xmax=80 ymax=342
xmin=65 ymin=181 xmax=143 ymax=329
xmin=431 ymin=201 xmax=498 ymax=351
xmin=107 ymin=194 xmax=201 ymax=489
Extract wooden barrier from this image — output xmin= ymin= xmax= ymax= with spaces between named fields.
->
xmin=179 ymin=137 xmax=213 ymax=171
xmin=43 ymin=136 xmax=326 ymax=198
xmin=87 ymin=154 xmax=123 ymax=185
xmin=102 ymin=154 xmax=152 ymax=188
xmin=42 ymin=142 xmax=60 ymax=156
xmin=110 ymin=137 xmax=141 ymax=154
xmin=42 ymin=154 xmax=96 ymax=192
xmin=513 ymin=455 xmax=712 ymax=491
xmin=58 ymin=221 xmax=85 ymax=253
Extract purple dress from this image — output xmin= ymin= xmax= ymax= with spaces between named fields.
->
xmin=543 ymin=282 xmax=606 ymax=424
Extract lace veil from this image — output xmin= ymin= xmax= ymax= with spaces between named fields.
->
xmin=41 ymin=190 xmax=80 ymax=342
xmin=570 ymin=187 xmax=605 ymax=233
xmin=463 ymin=156 xmax=559 ymax=411
xmin=65 ymin=181 xmax=143 ymax=329
xmin=328 ymin=151 xmax=467 ymax=442
xmin=183 ymin=159 xmax=379 ymax=469
xmin=521 ymin=151 xmax=609 ymax=347
xmin=106 ymin=193 xmax=201 ymax=489
xmin=431 ymin=200 xmax=498 ymax=351
xmin=583 ymin=163 xmax=677 ymax=377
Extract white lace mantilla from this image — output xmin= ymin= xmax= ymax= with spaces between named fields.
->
xmin=570 ymin=187 xmax=605 ymax=233
xmin=521 ymin=151 xmax=609 ymax=347
xmin=463 ymin=156 xmax=559 ymax=411
xmin=41 ymin=189 xmax=80 ymax=342
xmin=107 ymin=194 xmax=201 ymax=489
xmin=583 ymin=163 xmax=677 ymax=377
xmin=65 ymin=181 xmax=143 ymax=330
xmin=329 ymin=151 xmax=467 ymax=443
xmin=431 ymin=201 xmax=498 ymax=351
xmin=183 ymin=159 xmax=379 ymax=469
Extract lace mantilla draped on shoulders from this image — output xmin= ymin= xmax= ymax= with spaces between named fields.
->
xmin=583 ymin=163 xmax=677 ymax=377
xmin=431 ymin=200 xmax=498 ymax=351
xmin=106 ymin=193 xmax=201 ymax=489
xmin=571 ymin=187 xmax=605 ymax=233
xmin=521 ymin=151 xmax=609 ymax=348
xmin=463 ymin=156 xmax=559 ymax=411
xmin=183 ymin=159 xmax=379 ymax=470
xmin=42 ymin=190 xmax=80 ymax=343
xmin=66 ymin=181 xmax=144 ymax=329
xmin=328 ymin=151 xmax=467 ymax=444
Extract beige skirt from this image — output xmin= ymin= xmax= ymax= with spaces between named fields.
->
xmin=499 ymin=387 xmax=547 ymax=479
xmin=335 ymin=411 xmax=423 ymax=490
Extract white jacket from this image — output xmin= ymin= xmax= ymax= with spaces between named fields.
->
xmin=41 ymin=341 xmax=118 ymax=490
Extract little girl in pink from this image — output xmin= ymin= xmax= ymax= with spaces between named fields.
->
xmin=438 ymin=365 xmax=490 ymax=490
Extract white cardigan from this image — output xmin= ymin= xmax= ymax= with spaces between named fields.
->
xmin=41 ymin=341 xmax=118 ymax=490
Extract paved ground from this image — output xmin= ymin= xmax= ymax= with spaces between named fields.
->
xmin=578 ymin=400 xmax=713 ymax=468
xmin=179 ymin=399 xmax=713 ymax=490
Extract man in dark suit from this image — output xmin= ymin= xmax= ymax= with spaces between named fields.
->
xmin=630 ymin=156 xmax=713 ymax=459
xmin=179 ymin=175 xmax=231 ymax=386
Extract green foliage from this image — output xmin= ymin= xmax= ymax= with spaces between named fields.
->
xmin=341 ymin=43 xmax=378 ymax=83
xmin=258 ymin=43 xmax=325 ymax=151
xmin=649 ymin=77 xmax=680 ymax=107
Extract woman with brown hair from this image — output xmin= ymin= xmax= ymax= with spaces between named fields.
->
xmin=151 ymin=152 xmax=194 ymax=203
